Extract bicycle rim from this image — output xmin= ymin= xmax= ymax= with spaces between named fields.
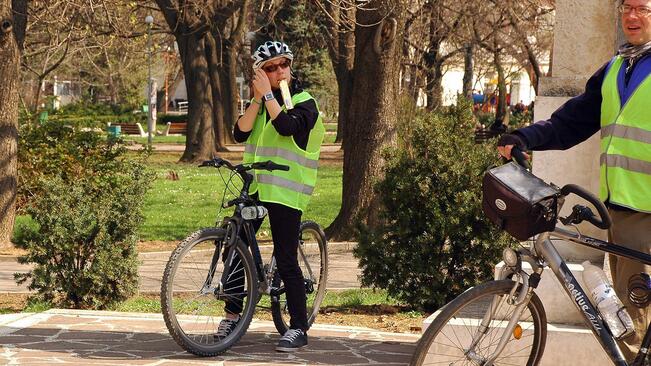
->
xmin=271 ymin=221 xmax=328 ymax=334
xmin=411 ymin=280 xmax=546 ymax=366
xmin=161 ymin=228 xmax=257 ymax=356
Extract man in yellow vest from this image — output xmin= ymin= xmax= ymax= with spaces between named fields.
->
xmin=215 ymin=40 xmax=324 ymax=352
xmin=498 ymin=0 xmax=651 ymax=361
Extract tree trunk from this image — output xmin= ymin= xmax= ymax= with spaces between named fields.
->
xmin=178 ymin=35 xmax=218 ymax=162
xmin=0 ymin=0 xmax=25 ymax=248
xmin=32 ymin=77 xmax=43 ymax=113
xmin=221 ymin=39 xmax=238 ymax=145
xmin=325 ymin=1 xmax=405 ymax=240
xmin=334 ymin=29 xmax=354 ymax=144
xmin=323 ymin=1 xmax=354 ymax=145
xmin=425 ymin=61 xmax=444 ymax=110
xmin=462 ymin=43 xmax=474 ymax=97
xmin=205 ymin=34 xmax=229 ymax=152
xmin=494 ymin=48 xmax=508 ymax=124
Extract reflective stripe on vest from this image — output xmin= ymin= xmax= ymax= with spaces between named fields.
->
xmin=244 ymin=90 xmax=325 ymax=211
xmin=599 ymin=56 xmax=651 ymax=212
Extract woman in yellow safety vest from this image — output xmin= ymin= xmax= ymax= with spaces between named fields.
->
xmin=216 ymin=40 xmax=324 ymax=353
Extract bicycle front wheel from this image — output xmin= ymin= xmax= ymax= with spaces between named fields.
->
xmin=271 ymin=220 xmax=328 ymax=335
xmin=410 ymin=280 xmax=547 ymax=366
xmin=161 ymin=228 xmax=257 ymax=356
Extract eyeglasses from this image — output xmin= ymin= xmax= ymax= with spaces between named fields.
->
xmin=618 ymin=4 xmax=651 ymax=17
xmin=262 ymin=59 xmax=291 ymax=73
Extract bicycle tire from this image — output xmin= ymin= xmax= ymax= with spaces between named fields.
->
xmin=410 ymin=280 xmax=547 ymax=366
xmin=161 ymin=228 xmax=258 ymax=356
xmin=270 ymin=220 xmax=328 ymax=335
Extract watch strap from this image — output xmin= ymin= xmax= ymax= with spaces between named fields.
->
xmin=263 ymin=92 xmax=275 ymax=102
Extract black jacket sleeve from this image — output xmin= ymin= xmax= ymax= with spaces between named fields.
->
xmin=270 ymin=99 xmax=319 ymax=137
xmin=516 ymin=62 xmax=609 ymax=150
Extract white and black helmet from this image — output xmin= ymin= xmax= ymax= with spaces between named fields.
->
xmin=252 ymin=41 xmax=294 ymax=69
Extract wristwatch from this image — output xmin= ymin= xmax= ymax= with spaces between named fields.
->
xmin=262 ymin=92 xmax=275 ymax=102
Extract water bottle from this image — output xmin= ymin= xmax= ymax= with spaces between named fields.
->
xmin=582 ymin=261 xmax=635 ymax=339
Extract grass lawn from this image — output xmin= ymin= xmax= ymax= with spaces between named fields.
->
xmin=139 ymin=153 xmax=341 ymax=241
xmin=13 ymin=149 xmax=342 ymax=242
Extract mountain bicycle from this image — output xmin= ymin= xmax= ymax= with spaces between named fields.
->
xmin=160 ymin=156 xmax=328 ymax=356
xmin=410 ymin=150 xmax=651 ymax=366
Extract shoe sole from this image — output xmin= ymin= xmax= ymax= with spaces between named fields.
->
xmin=275 ymin=344 xmax=307 ymax=353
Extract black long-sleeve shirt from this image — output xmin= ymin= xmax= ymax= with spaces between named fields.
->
xmin=516 ymin=54 xmax=651 ymax=150
xmin=234 ymin=82 xmax=319 ymax=150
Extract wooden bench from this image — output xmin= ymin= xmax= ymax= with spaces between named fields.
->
xmin=161 ymin=122 xmax=187 ymax=136
xmin=107 ymin=122 xmax=147 ymax=137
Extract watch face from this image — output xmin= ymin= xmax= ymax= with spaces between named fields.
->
xmin=264 ymin=92 xmax=274 ymax=101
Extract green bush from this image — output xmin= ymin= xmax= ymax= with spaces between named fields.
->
xmin=354 ymin=99 xmax=516 ymax=312
xmin=15 ymin=122 xmax=153 ymax=308
xmin=509 ymin=110 xmax=533 ymax=128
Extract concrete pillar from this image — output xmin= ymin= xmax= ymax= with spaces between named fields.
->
xmin=532 ymin=1 xmax=619 ymax=262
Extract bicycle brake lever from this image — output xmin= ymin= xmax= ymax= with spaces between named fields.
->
xmin=560 ymin=205 xmax=594 ymax=226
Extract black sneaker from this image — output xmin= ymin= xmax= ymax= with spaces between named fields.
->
xmin=276 ymin=329 xmax=308 ymax=352
xmin=214 ymin=317 xmax=239 ymax=340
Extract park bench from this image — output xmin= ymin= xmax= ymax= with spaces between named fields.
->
xmin=107 ymin=122 xmax=147 ymax=137
xmin=161 ymin=122 xmax=187 ymax=136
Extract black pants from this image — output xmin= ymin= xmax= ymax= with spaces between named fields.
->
xmin=223 ymin=201 xmax=308 ymax=332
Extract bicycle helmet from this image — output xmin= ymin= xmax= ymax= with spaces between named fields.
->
xmin=252 ymin=41 xmax=294 ymax=69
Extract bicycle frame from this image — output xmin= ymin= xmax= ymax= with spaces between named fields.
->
xmin=480 ymin=226 xmax=651 ymax=366
xmin=538 ymin=227 xmax=651 ymax=366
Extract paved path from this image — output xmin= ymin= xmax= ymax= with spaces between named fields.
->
xmin=0 ymin=309 xmax=418 ymax=365
xmin=1 ymin=242 xmax=362 ymax=294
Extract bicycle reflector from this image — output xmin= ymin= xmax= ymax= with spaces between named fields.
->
xmin=628 ymin=273 xmax=651 ymax=308
xmin=513 ymin=324 xmax=523 ymax=340
xmin=241 ymin=205 xmax=268 ymax=220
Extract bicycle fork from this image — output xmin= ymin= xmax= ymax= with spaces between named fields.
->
xmin=464 ymin=270 xmax=535 ymax=365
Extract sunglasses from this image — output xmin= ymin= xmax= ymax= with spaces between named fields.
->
xmin=262 ymin=59 xmax=291 ymax=73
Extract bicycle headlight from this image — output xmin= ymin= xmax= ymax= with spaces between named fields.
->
xmin=503 ymin=248 xmax=521 ymax=268
xmin=241 ymin=205 xmax=268 ymax=220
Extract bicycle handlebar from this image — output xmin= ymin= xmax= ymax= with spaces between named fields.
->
xmin=199 ymin=157 xmax=289 ymax=173
xmin=507 ymin=147 xmax=612 ymax=230
xmin=560 ymin=184 xmax=612 ymax=230
xmin=199 ymin=156 xmax=290 ymax=209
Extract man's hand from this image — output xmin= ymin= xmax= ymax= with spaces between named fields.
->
xmin=497 ymin=133 xmax=529 ymax=160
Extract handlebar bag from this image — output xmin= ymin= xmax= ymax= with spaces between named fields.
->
xmin=482 ymin=162 xmax=560 ymax=240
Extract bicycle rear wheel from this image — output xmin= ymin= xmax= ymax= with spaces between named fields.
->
xmin=161 ymin=228 xmax=257 ymax=356
xmin=271 ymin=220 xmax=328 ymax=335
xmin=410 ymin=280 xmax=547 ymax=366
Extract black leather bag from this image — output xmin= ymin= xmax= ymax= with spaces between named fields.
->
xmin=482 ymin=162 xmax=560 ymax=240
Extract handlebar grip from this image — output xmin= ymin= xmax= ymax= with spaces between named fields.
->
xmin=560 ymin=184 xmax=612 ymax=230
xmin=511 ymin=147 xmax=530 ymax=170
xmin=267 ymin=162 xmax=290 ymax=171
xmin=252 ymin=160 xmax=290 ymax=171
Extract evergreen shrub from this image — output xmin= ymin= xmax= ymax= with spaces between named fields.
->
xmin=15 ymin=122 xmax=153 ymax=308
xmin=354 ymin=99 xmax=516 ymax=312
